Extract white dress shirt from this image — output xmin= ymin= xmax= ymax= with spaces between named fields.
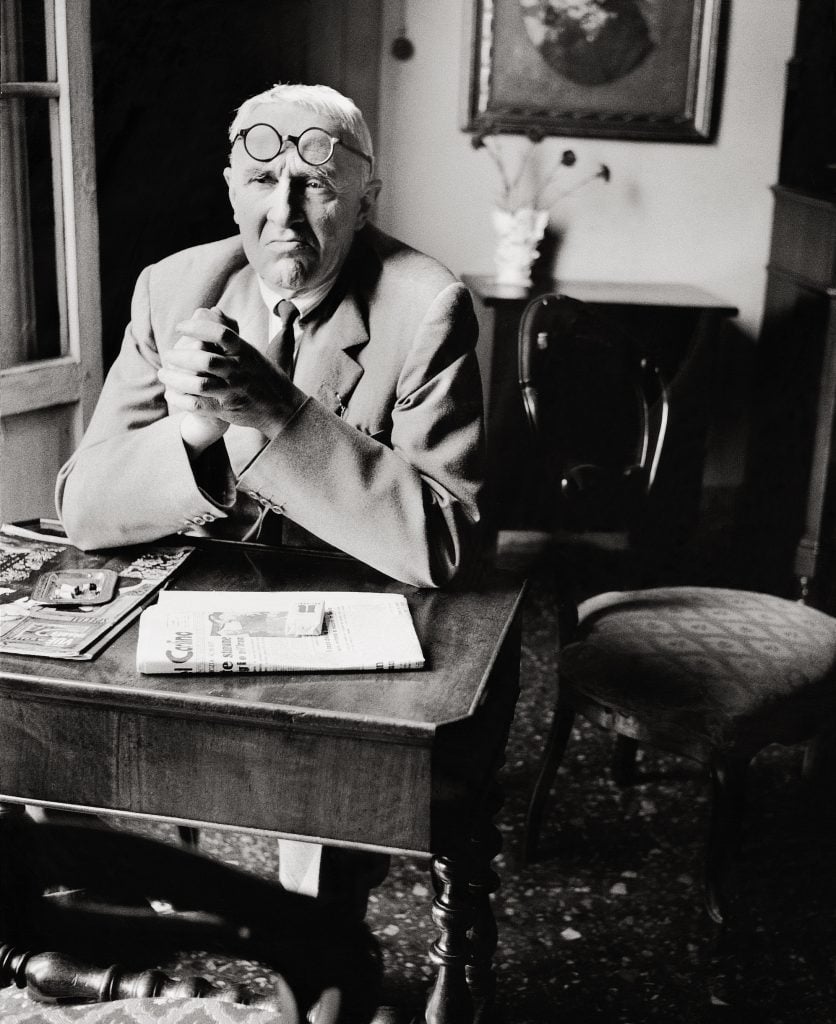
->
xmin=256 ymin=276 xmax=335 ymax=373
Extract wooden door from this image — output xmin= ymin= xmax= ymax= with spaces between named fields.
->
xmin=1 ymin=0 xmax=103 ymax=524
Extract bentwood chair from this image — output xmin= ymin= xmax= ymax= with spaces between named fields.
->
xmin=0 ymin=808 xmax=380 ymax=1023
xmin=518 ymin=293 xmax=836 ymax=924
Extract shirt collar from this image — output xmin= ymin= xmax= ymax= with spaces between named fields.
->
xmin=256 ymin=275 xmax=336 ymax=322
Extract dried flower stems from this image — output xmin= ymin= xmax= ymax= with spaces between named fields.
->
xmin=474 ymin=131 xmax=610 ymax=212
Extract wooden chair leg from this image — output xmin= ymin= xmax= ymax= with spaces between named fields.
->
xmin=0 ymin=802 xmax=27 ymax=819
xmin=802 ymin=725 xmax=836 ymax=783
xmin=177 ymin=826 xmax=200 ymax=849
xmin=522 ymin=694 xmax=575 ymax=864
xmin=704 ymin=757 xmax=748 ymax=925
xmin=611 ymin=735 xmax=640 ymax=787
xmin=1 ymin=947 xmax=298 ymax=1015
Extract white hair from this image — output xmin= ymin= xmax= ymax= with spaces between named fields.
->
xmin=228 ymin=82 xmax=375 ymax=178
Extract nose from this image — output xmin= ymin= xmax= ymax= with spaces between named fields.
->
xmin=266 ymin=178 xmax=304 ymax=228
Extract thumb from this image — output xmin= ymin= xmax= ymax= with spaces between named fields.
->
xmin=192 ymin=305 xmax=239 ymax=333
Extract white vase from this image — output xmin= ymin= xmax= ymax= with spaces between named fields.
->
xmin=491 ymin=207 xmax=550 ymax=287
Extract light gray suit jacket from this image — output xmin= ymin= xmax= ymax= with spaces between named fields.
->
xmin=56 ymin=226 xmax=485 ymax=586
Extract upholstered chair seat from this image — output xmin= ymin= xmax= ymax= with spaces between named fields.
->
xmin=561 ymin=587 xmax=836 ymax=759
xmin=0 ymin=989 xmax=289 ymax=1024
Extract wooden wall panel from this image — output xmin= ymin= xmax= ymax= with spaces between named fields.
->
xmin=0 ymin=403 xmax=75 ymax=522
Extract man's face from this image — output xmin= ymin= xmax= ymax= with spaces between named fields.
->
xmin=224 ymin=100 xmax=378 ymax=294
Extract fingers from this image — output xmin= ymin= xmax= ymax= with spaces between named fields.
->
xmin=175 ymin=310 xmax=240 ymax=354
xmin=165 ymin=344 xmax=228 ymax=374
xmin=164 ymin=386 xmax=223 ymax=415
xmin=161 ymin=305 xmax=291 ymax=432
xmin=166 ymin=305 xmax=241 ymax=380
xmin=188 ymin=305 xmax=240 ymax=334
xmin=158 ymin=363 xmax=227 ymax=396
xmin=199 ymin=305 xmax=238 ymax=330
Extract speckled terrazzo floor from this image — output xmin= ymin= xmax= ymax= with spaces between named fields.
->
xmin=4 ymin=555 xmax=836 ymax=1023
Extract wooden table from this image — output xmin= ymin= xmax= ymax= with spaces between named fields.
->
xmin=0 ymin=539 xmax=525 ymax=1024
xmin=464 ymin=275 xmax=738 ymax=543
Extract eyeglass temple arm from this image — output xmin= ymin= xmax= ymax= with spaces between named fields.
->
xmin=338 ymin=138 xmax=373 ymax=167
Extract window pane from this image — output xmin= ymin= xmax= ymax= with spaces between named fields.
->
xmin=0 ymin=0 xmax=52 ymax=82
xmin=26 ymin=94 xmax=62 ymax=360
xmin=0 ymin=94 xmax=62 ymax=366
xmin=19 ymin=0 xmax=51 ymax=82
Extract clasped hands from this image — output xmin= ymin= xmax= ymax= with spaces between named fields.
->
xmin=158 ymin=307 xmax=297 ymax=454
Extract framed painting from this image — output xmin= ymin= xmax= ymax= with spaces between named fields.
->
xmin=463 ymin=0 xmax=724 ymax=142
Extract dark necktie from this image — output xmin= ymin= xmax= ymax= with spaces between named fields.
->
xmin=266 ymin=299 xmax=299 ymax=377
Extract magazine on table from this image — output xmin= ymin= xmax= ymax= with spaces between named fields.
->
xmin=0 ymin=524 xmax=193 ymax=660
xmin=136 ymin=590 xmax=425 ymax=674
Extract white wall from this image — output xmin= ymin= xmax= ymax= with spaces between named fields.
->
xmin=375 ymin=0 xmax=799 ymax=340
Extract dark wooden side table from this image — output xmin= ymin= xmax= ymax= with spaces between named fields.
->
xmin=464 ymin=275 xmax=738 ymax=549
xmin=0 ymin=539 xmax=525 ymax=1024
xmin=741 ymin=187 xmax=836 ymax=608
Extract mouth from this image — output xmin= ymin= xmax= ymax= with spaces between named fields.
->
xmin=264 ymin=237 xmax=312 ymax=254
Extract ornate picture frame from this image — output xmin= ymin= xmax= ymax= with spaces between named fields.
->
xmin=463 ymin=0 xmax=724 ymax=142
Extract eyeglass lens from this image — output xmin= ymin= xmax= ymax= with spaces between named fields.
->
xmin=241 ymin=125 xmax=335 ymax=165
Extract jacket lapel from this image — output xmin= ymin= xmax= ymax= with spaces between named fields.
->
xmin=295 ymin=291 xmax=369 ymax=416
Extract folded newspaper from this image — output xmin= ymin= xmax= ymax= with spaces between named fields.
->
xmin=136 ymin=590 xmax=425 ymax=674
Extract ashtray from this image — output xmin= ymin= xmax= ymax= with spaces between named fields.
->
xmin=31 ymin=569 xmax=119 ymax=606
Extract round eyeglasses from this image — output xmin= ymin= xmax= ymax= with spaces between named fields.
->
xmin=232 ymin=124 xmax=372 ymax=168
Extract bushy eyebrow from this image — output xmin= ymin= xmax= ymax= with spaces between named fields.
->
xmin=299 ymin=165 xmax=340 ymax=188
xmin=240 ymin=160 xmax=351 ymax=195
xmin=242 ymin=154 xmax=336 ymax=179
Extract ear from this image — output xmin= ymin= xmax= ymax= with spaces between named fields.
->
xmin=354 ymin=178 xmax=382 ymax=231
xmin=223 ymin=166 xmax=239 ymax=224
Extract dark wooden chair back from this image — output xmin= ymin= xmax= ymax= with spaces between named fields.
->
xmin=517 ymin=293 xmax=669 ymax=535
xmin=0 ymin=811 xmax=381 ymax=1023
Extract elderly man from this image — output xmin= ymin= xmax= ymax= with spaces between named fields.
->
xmin=54 ymin=83 xmax=485 ymax=917
xmin=56 ymin=83 xmax=484 ymax=589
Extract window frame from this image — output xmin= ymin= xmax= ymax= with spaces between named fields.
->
xmin=0 ymin=0 xmax=102 ymax=427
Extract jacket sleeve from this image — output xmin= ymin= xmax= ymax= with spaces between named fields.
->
xmin=236 ymin=282 xmax=486 ymax=587
xmin=55 ymin=266 xmax=237 ymax=550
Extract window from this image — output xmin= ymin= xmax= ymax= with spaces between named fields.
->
xmin=0 ymin=0 xmax=102 ymax=521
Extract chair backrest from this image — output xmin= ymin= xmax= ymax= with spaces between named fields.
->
xmin=0 ymin=813 xmax=381 ymax=1024
xmin=518 ymin=293 xmax=669 ymax=533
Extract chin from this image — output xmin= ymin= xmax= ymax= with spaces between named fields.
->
xmin=264 ymin=255 xmax=316 ymax=291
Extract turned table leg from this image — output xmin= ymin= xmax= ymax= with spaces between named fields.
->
xmin=466 ymin=799 xmax=502 ymax=1022
xmin=425 ymin=799 xmax=503 ymax=1024
xmin=425 ymin=851 xmax=475 ymax=1024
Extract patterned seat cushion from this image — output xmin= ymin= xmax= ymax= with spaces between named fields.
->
xmin=0 ymin=992 xmax=284 ymax=1023
xmin=559 ymin=587 xmax=836 ymax=756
